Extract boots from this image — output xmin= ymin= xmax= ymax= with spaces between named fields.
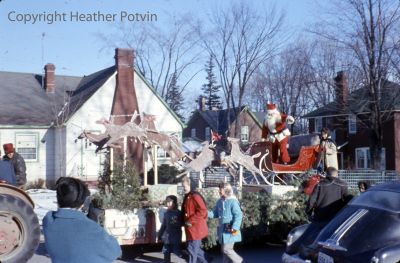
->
xmin=164 ymin=252 xmax=171 ymax=263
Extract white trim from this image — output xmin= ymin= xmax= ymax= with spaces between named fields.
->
xmin=348 ymin=115 xmax=357 ymax=134
xmin=240 ymin=125 xmax=249 ymax=142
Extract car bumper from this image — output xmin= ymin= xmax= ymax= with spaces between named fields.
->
xmin=282 ymin=253 xmax=311 ymax=263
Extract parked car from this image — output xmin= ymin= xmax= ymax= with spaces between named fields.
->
xmin=283 ymin=181 xmax=400 ymax=263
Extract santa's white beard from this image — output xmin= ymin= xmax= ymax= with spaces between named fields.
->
xmin=266 ymin=114 xmax=281 ymax=131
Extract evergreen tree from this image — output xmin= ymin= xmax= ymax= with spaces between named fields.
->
xmin=201 ymin=56 xmax=223 ymax=110
xmin=165 ymin=72 xmax=185 ymax=121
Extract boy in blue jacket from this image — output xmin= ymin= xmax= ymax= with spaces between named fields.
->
xmin=208 ymin=182 xmax=243 ymax=263
xmin=43 ymin=177 xmax=121 ymax=263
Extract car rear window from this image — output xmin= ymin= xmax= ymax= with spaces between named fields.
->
xmin=350 ymin=190 xmax=400 ymax=212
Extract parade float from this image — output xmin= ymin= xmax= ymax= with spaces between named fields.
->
xmin=78 ymin=105 xmax=318 ymax=246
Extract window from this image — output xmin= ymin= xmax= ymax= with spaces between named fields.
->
xmin=16 ymin=133 xmax=38 ymax=161
xmin=349 ymin=115 xmax=357 ymax=134
xmin=205 ymin=127 xmax=211 ymax=142
xmin=355 ymin=147 xmax=371 ymax=169
xmin=314 ymin=117 xmax=323 ymax=133
xmin=355 ymin=147 xmax=386 ymax=169
xmin=191 ymin=128 xmax=196 ymax=138
xmin=240 ymin=126 xmax=249 ymax=142
xmin=157 ymin=147 xmax=169 ymax=159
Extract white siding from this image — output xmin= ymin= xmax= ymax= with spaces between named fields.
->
xmin=134 ymin=73 xmax=182 ymax=134
xmin=0 ymin=128 xmax=50 ymax=182
xmin=65 ymin=73 xmax=116 ymax=181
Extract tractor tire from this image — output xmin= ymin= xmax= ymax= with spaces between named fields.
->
xmin=0 ymin=194 xmax=40 ymax=263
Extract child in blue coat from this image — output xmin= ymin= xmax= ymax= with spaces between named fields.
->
xmin=209 ymin=182 xmax=243 ymax=263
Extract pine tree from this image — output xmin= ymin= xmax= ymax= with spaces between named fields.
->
xmin=201 ymin=56 xmax=223 ymax=110
xmin=165 ymin=72 xmax=185 ymax=121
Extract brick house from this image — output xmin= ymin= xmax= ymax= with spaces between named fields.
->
xmin=303 ymin=71 xmax=400 ymax=171
xmin=183 ymin=98 xmax=264 ymax=146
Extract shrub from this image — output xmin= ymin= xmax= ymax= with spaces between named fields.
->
xmin=241 ymin=191 xmax=271 ymax=242
xmin=201 ymin=189 xmax=219 ymax=249
xmin=94 ymin=160 xmax=145 ymax=212
xmin=147 ymin=164 xmax=182 ymax=185
xmin=25 ymin=179 xmax=45 ymax=190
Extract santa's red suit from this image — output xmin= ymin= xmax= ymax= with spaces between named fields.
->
xmin=261 ymin=104 xmax=295 ymax=164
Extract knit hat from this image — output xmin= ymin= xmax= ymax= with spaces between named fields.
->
xmin=56 ymin=177 xmax=90 ymax=208
xmin=3 ymin=143 xmax=14 ymax=154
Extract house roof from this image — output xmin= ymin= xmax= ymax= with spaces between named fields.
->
xmin=248 ymin=111 xmax=265 ymax=127
xmin=0 ymin=71 xmax=82 ymax=126
xmin=57 ymin=66 xmax=116 ymax=124
xmin=186 ymin=106 xmax=264 ymax=134
xmin=0 ymin=66 xmax=185 ymax=128
xmin=303 ymin=80 xmax=400 ymax=118
xmin=196 ymin=106 xmax=245 ymax=135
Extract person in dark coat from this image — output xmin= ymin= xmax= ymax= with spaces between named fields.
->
xmin=296 ymin=167 xmax=349 ymax=249
xmin=43 ymin=177 xmax=121 ymax=263
xmin=307 ymin=166 xmax=348 ymax=222
xmin=158 ymin=195 xmax=183 ymax=263
xmin=3 ymin=143 xmax=26 ymax=188
xmin=181 ymin=176 xmax=209 ymax=263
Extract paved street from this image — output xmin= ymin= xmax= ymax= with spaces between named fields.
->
xmin=29 ymin=242 xmax=284 ymax=263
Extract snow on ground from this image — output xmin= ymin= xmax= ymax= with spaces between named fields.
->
xmin=27 ymin=188 xmax=98 ymax=225
xmin=26 ymin=189 xmax=58 ymax=225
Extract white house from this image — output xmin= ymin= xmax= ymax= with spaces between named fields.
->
xmin=0 ymin=48 xmax=184 ymax=185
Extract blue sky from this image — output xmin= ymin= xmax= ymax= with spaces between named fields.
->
xmin=0 ymin=0 xmax=317 ymax=77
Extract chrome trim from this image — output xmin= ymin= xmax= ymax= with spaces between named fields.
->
xmin=318 ymin=209 xmax=368 ymax=251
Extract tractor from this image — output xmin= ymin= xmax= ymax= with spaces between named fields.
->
xmin=0 ymin=161 xmax=40 ymax=263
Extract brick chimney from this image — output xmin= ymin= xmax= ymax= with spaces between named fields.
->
xmin=334 ymin=71 xmax=349 ymax=106
xmin=198 ymin=96 xmax=206 ymax=111
xmin=111 ymin=48 xmax=143 ymax=170
xmin=44 ymin=63 xmax=55 ymax=93
xmin=112 ymin=48 xmax=137 ymax=124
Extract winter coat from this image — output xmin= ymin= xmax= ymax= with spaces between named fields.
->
xmin=0 ymin=160 xmax=16 ymax=185
xmin=208 ymin=196 xmax=243 ymax=244
xmin=158 ymin=209 xmax=183 ymax=244
xmin=307 ymin=176 xmax=348 ymax=222
xmin=319 ymin=138 xmax=338 ymax=170
xmin=181 ymin=191 xmax=208 ymax=240
xmin=43 ymin=209 xmax=121 ymax=263
xmin=3 ymin=152 xmax=26 ymax=186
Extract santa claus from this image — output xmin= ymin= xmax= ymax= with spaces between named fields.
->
xmin=261 ymin=103 xmax=295 ymax=164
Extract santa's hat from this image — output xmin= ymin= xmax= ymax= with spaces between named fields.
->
xmin=266 ymin=103 xmax=279 ymax=113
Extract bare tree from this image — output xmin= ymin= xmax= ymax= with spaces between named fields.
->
xmin=98 ymin=14 xmax=202 ymax=99
xmin=245 ymin=42 xmax=314 ymax=134
xmin=312 ymin=0 xmax=400 ymax=169
xmin=195 ymin=1 xmax=285 ymax=136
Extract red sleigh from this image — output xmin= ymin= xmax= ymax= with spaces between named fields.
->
xmin=250 ymin=141 xmax=319 ymax=174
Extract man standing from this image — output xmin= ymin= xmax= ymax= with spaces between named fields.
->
xmin=3 ymin=143 xmax=26 ymax=188
xmin=307 ymin=167 xmax=348 ymax=222
xmin=318 ymin=128 xmax=338 ymax=170
xmin=295 ymin=167 xmax=349 ymax=248
xmin=181 ymin=177 xmax=209 ymax=263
